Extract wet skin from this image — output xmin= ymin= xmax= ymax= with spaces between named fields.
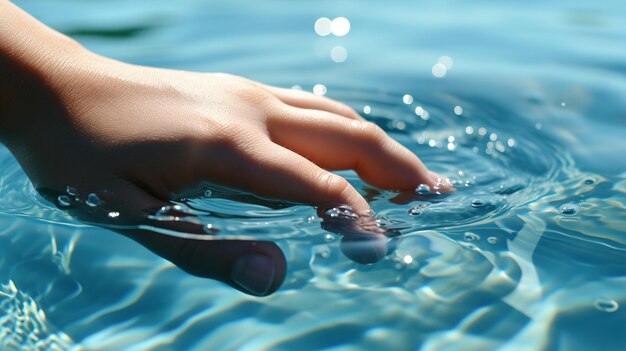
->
xmin=0 ymin=0 xmax=450 ymax=295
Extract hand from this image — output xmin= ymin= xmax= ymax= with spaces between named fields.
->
xmin=5 ymin=49 xmax=449 ymax=295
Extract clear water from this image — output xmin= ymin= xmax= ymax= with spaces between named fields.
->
xmin=2 ymin=0 xmax=626 ymax=349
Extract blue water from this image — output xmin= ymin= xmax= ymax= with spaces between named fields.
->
xmin=1 ymin=0 xmax=626 ymax=349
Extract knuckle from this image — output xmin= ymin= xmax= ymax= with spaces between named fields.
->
xmin=316 ymin=172 xmax=351 ymax=199
xmin=351 ymin=120 xmax=386 ymax=144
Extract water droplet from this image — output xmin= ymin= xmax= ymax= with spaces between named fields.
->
xmin=330 ymin=46 xmax=348 ymax=63
xmin=203 ymin=223 xmax=216 ymax=234
xmin=86 ymin=193 xmax=102 ymax=207
xmin=584 ymin=178 xmax=595 ymax=185
xmin=203 ymin=189 xmax=213 ymax=197
xmin=157 ymin=205 xmax=173 ymax=216
xmin=594 ymin=299 xmax=619 ymax=312
xmin=108 ymin=211 xmax=120 ymax=218
xmin=402 ymin=94 xmax=413 ymax=104
xmin=66 ymin=186 xmax=78 ymax=196
xmin=403 ymin=255 xmax=413 ymax=264
xmin=464 ymin=232 xmax=480 ymax=241
xmin=438 ymin=56 xmax=454 ymax=69
xmin=324 ymin=205 xmax=359 ymax=220
xmin=314 ymin=17 xmax=332 ymax=36
xmin=507 ymin=138 xmax=516 ymax=147
xmin=432 ymin=63 xmax=447 ymax=78
xmin=471 ymin=198 xmax=486 ymax=207
xmin=57 ymin=195 xmax=71 ymax=207
xmin=363 ymin=105 xmax=371 ymax=114
xmin=313 ymin=84 xmax=327 ymax=96
xmin=416 ymin=184 xmax=431 ymax=194
xmin=454 ymin=105 xmax=463 ymax=115
xmin=330 ymin=17 xmax=350 ymax=36
xmin=559 ymin=203 xmax=579 ymax=215
xmin=408 ymin=202 xmax=429 ymax=216
xmin=487 ymin=236 xmax=498 ymax=244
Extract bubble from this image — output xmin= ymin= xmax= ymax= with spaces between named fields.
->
xmin=314 ymin=17 xmax=332 ymax=36
xmin=447 ymin=143 xmax=456 ymax=151
xmin=65 ymin=186 xmax=78 ymax=196
xmin=594 ymin=299 xmax=619 ymax=312
xmin=408 ymin=202 xmax=429 ymax=216
xmin=363 ymin=105 xmax=371 ymax=114
xmin=489 ymin=133 xmax=498 ymax=141
xmin=330 ymin=46 xmax=348 ymax=63
xmin=465 ymin=126 xmax=474 ymax=135
xmin=478 ymin=127 xmax=487 ymax=136
xmin=403 ymin=255 xmax=413 ymax=264
xmin=86 ymin=193 xmax=102 ymax=207
xmin=454 ymin=105 xmax=463 ymax=116
xmin=535 ymin=122 xmax=542 ymax=130
xmin=416 ymin=184 xmax=431 ymax=194
xmin=464 ymin=232 xmax=480 ymax=241
xmin=313 ymin=84 xmax=327 ymax=96
xmin=448 ymin=136 xmax=456 ymax=143
xmin=330 ymin=17 xmax=350 ymax=36
xmin=487 ymin=236 xmax=498 ymax=244
xmin=471 ymin=198 xmax=486 ymax=207
xmin=291 ymin=85 xmax=303 ymax=90
xmin=402 ymin=94 xmax=414 ymax=104
xmin=432 ymin=63 xmax=447 ymax=78
xmin=325 ymin=205 xmax=359 ymax=220
xmin=57 ymin=195 xmax=71 ymax=207
xmin=561 ymin=102 xmax=567 ymax=107
xmin=584 ymin=178 xmax=595 ymax=185
xmin=559 ymin=203 xmax=579 ymax=215
xmin=438 ymin=55 xmax=454 ymax=69
xmin=507 ymin=138 xmax=516 ymax=147
xmin=324 ymin=233 xmax=336 ymax=242
xmin=108 ymin=211 xmax=120 ymax=218
xmin=428 ymin=139 xmax=436 ymax=147
xmin=203 ymin=223 xmax=216 ymax=234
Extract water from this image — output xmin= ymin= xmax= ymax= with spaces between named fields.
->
xmin=2 ymin=0 xmax=626 ymax=349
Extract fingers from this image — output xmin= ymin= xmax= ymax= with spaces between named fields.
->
xmin=266 ymin=86 xmax=364 ymax=121
xmin=201 ymin=140 xmax=371 ymax=214
xmin=268 ymin=107 xmax=443 ymax=191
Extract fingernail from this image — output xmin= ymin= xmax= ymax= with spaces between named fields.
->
xmin=230 ymin=253 xmax=275 ymax=296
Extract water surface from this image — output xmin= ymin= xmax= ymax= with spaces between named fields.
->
xmin=2 ymin=0 xmax=626 ymax=350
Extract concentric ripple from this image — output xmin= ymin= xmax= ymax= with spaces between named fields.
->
xmin=145 ymin=88 xmax=576 ymax=244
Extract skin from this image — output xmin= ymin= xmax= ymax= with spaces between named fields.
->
xmin=0 ymin=1 xmax=450 ymax=296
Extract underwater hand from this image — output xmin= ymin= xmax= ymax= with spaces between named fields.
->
xmin=0 ymin=5 xmax=447 ymax=295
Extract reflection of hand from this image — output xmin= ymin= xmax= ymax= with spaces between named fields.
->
xmin=0 ymin=1 xmax=450 ymax=295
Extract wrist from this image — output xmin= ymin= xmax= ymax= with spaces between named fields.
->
xmin=0 ymin=0 xmax=93 ymax=146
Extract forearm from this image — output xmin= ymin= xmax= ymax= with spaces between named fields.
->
xmin=0 ymin=0 xmax=88 ymax=144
